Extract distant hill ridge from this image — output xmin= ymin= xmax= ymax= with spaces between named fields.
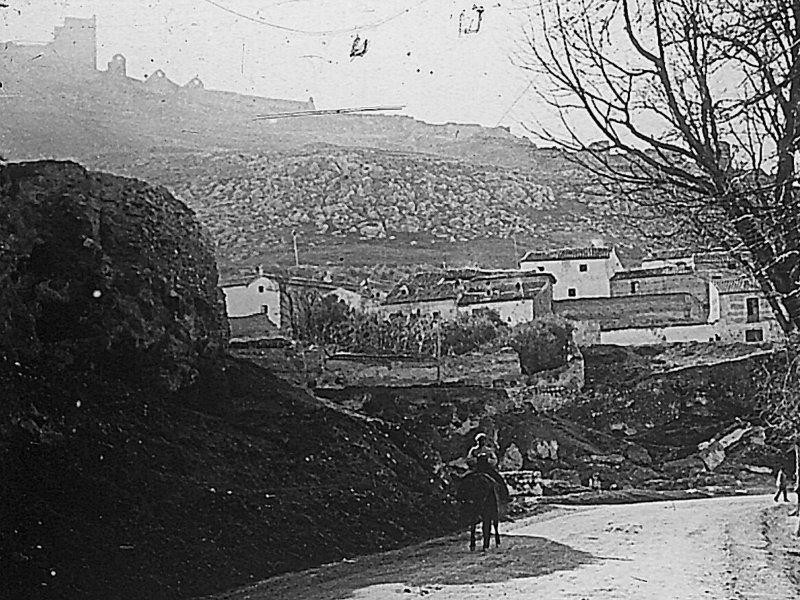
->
xmin=3 ymin=19 xmax=684 ymax=274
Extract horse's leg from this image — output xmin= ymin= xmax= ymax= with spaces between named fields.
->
xmin=482 ymin=511 xmax=491 ymax=551
xmin=494 ymin=513 xmax=500 ymax=547
xmin=470 ymin=521 xmax=476 ymax=551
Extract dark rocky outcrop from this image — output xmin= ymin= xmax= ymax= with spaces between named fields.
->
xmin=0 ymin=160 xmax=228 ymax=393
xmin=0 ymin=161 xmax=459 ymax=599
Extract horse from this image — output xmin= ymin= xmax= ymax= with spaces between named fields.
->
xmin=457 ymin=471 xmax=500 ymax=551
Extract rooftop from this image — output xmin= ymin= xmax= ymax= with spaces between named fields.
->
xmin=714 ymin=278 xmax=761 ymax=294
xmin=611 ymin=265 xmax=696 ymax=280
xmin=520 ymin=247 xmax=613 ymax=262
xmin=383 ymin=269 xmax=553 ymax=305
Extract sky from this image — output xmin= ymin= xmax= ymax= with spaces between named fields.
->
xmin=0 ymin=0 xmax=557 ymax=134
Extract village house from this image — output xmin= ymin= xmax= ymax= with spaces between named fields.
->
xmin=714 ymin=278 xmax=785 ymax=343
xmin=221 ymin=268 xmax=282 ymax=326
xmin=518 ymin=247 xmax=623 ymax=300
xmin=380 ymin=269 xmax=555 ymax=326
xmin=550 ymin=247 xmax=785 ymax=346
xmin=220 ymin=267 xmax=374 ymax=339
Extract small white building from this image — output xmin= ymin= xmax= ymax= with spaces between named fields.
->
xmin=713 ymin=278 xmax=785 ymax=343
xmin=380 ymin=269 xmax=555 ymax=326
xmin=519 ymin=247 xmax=623 ymax=300
xmin=220 ymin=272 xmax=282 ymax=327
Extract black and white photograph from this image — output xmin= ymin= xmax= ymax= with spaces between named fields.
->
xmin=3 ymin=0 xmax=800 ymax=598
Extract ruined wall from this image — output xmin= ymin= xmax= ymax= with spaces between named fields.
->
xmin=554 ymin=293 xmax=707 ymax=329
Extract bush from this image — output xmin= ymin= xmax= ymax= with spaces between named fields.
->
xmin=441 ymin=309 xmax=510 ymax=355
xmin=297 ymin=299 xmax=511 ymax=357
xmin=510 ymin=317 xmax=574 ymax=375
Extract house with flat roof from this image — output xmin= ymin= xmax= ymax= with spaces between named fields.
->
xmin=381 ymin=269 xmax=555 ymax=326
xmin=519 ymin=246 xmax=623 ymax=300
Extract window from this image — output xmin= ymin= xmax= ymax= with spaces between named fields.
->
xmin=630 ymin=281 xmax=639 ymax=294
xmin=258 ymin=285 xmax=265 ymax=293
xmin=746 ymin=297 xmax=760 ymax=322
xmin=432 ymin=311 xmax=440 ymax=319
xmin=537 ymin=266 xmax=545 ymax=272
xmin=261 ymin=305 xmax=269 ymax=314
xmin=745 ymin=329 xmax=764 ymax=342
xmin=684 ymin=305 xmax=692 ymax=318
xmin=579 ymin=264 xmax=588 ymax=272
xmin=567 ymin=288 xmax=577 ymax=297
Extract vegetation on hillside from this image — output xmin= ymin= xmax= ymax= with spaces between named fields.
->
xmin=296 ymin=295 xmax=574 ymax=374
xmin=94 ymin=148 xmax=676 ymax=275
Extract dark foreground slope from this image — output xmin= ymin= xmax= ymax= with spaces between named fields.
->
xmin=1 ymin=359 xmax=456 ymax=600
xmin=0 ymin=161 xmax=456 ymax=599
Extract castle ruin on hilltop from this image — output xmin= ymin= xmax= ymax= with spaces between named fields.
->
xmin=1 ymin=16 xmax=314 ymax=112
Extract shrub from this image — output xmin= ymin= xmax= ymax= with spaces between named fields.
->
xmin=510 ymin=317 xmax=574 ymax=375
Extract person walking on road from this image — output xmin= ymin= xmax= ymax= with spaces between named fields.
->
xmin=774 ymin=466 xmax=789 ymax=503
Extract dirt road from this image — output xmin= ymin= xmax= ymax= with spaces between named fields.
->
xmin=211 ymin=495 xmax=799 ymax=600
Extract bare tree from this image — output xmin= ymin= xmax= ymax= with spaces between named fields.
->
xmin=518 ymin=0 xmax=800 ymax=334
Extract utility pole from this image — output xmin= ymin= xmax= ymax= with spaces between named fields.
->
xmin=511 ymin=234 xmax=519 ymax=266
xmin=292 ymin=230 xmax=299 ymax=267
xmin=435 ymin=318 xmax=442 ymax=384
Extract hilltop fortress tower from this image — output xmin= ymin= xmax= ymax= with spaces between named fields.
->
xmin=2 ymin=15 xmax=313 ymax=112
xmin=52 ymin=16 xmax=97 ymax=71
xmin=1 ymin=16 xmax=97 ymax=73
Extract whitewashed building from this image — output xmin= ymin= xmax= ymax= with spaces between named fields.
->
xmin=519 ymin=247 xmax=624 ymax=300
xmin=220 ymin=271 xmax=282 ymax=327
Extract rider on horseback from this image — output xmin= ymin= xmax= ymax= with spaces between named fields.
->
xmin=466 ymin=433 xmax=509 ymax=504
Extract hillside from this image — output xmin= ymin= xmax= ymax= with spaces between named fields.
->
xmin=92 ymin=146 xmax=667 ymax=277
xmin=0 ymin=160 xmax=457 ymax=599
xmin=2 ymin=71 xmax=680 ymax=277
xmin=3 ymin=357 xmax=458 ymax=600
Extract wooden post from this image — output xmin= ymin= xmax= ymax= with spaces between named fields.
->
xmin=292 ymin=230 xmax=299 ymax=267
xmin=435 ymin=319 xmax=442 ymax=384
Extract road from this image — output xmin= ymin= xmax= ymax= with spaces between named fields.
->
xmin=212 ymin=495 xmax=799 ymax=600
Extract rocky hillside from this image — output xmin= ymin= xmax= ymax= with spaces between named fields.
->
xmin=2 ymin=71 xmax=681 ymax=278
xmin=0 ymin=161 xmax=458 ymax=599
xmin=93 ymin=146 xmax=667 ymax=277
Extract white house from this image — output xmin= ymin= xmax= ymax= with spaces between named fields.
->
xmin=519 ymin=247 xmax=623 ymax=300
xmin=380 ymin=269 xmax=555 ymax=326
xmin=220 ymin=272 xmax=282 ymax=327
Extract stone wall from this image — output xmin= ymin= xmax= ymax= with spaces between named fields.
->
xmin=717 ymin=292 xmax=785 ymax=344
xmin=554 ymin=293 xmax=707 ymax=329
xmin=316 ymin=348 xmax=524 ymax=388
xmin=600 ymin=323 xmax=716 ymax=345
xmin=230 ymin=339 xmax=323 ymax=386
xmin=611 ymin=271 xmax=708 ymax=305
xmin=440 ymin=349 xmax=524 ymax=386
xmin=319 ymin=354 xmax=439 ymax=387
xmin=229 ymin=313 xmax=278 ymax=340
